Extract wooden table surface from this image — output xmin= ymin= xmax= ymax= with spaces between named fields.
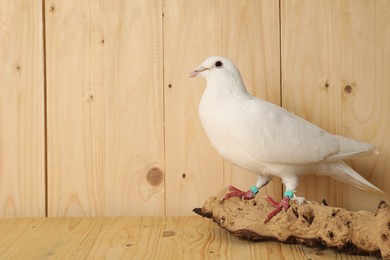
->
xmin=0 ymin=216 xmax=380 ymax=259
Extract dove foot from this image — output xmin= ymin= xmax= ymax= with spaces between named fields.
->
xmin=221 ymin=186 xmax=256 ymax=201
xmin=263 ymin=196 xmax=290 ymax=223
xmin=291 ymin=196 xmax=306 ymax=205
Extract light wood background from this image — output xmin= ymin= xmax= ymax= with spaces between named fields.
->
xmin=164 ymin=0 xmax=281 ymax=215
xmin=0 ymin=1 xmax=45 ymax=217
xmin=281 ymin=0 xmax=390 ymax=210
xmin=45 ymin=0 xmax=165 ymax=216
xmin=0 ymin=0 xmax=389 ymax=217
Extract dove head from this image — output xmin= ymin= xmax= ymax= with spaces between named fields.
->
xmin=189 ymin=56 xmax=243 ymax=83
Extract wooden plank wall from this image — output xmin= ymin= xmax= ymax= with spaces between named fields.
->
xmin=45 ymin=0 xmax=165 ymax=216
xmin=0 ymin=0 xmax=45 ymax=217
xmin=282 ymin=0 xmax=390 ymax=211
xmin=164 ymin=0 xmax=281 ymax=215
xmin=0 ymin=0 xmax=389 ymax=217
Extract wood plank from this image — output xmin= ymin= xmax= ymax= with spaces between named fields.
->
xmin=154 ymin=217 xmax=309 ymax=259
xmin=0 ymin=217 xmax=380 ymax=259
xmin=1 ymin=218 xmax=104 ymax=259
xmin=0 ymin=0 xmax=45 ymax=217
xmin=87 ymin=217 xmax=165 ymax=259
xmin=163 ymin=0 xmax=225 ymax=215
xmin=282 ymin=0 xmax=389 ymax=211
xmin=156 ymin=216 xmax=229 ymax=259
xmin=0 ymin=218 xmax=43 ymax=257
xmin=337 ymin=0 xmax=390 ymax=211
xmin=164 ymin=0 xmax=282 ymax=216
xmin=281 ymin=0 xmax=342 ymax=205
xmin=221 ymin=0 xmax=282 ymax=200
xmin=45 ymin=0 xmax=164 ymax=216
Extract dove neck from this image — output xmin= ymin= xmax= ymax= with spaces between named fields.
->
xmin=206 ymin=75 xmax=249 ymax=98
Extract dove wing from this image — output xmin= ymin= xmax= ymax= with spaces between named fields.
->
xmin=230 ymin=99 xmax=340 ymax=164
xmin=325 ymin=135 xmax=377 ymax=161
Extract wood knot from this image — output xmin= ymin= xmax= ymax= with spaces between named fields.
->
xmin=146 ymin=167 xmax=163 ymax=186
xmin=86 ymin=94 xmax=95 ymax=103
xmin=344 ymin=85 xmax=353 ymax=94
xmin=162 ymin=231 xmax=175 ymax=237
xmin=123 ymin=243 xmax=132 ymax=248
xmin=208 ymin=249 xmax=220 ymax=257
xmin=13 ymin=63 xmax=21 ymax=74
xmin=49 ymin=5 xmax=56 ymax=13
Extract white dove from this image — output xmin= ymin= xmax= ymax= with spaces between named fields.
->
xmin=190 ymin=56 xmax=383 ymax=222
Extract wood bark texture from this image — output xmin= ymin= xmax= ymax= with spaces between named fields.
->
xmin=194 ymin=188 xmax=390 ymax=258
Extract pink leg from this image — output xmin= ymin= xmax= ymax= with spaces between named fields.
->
xmin=221 ymin=186 xmax=256 ymax=201
xmin=263 ymin=196 xmax=291 ymax=223
xmin=264 ymin=195 xmax=280 ymax=207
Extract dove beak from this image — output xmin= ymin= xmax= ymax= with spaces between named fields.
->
xmin=189 ymin=66 xmax=208 ymax=77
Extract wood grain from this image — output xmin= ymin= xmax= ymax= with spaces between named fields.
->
xmin=0 ymin=0 xmax=388 ymax=218
xmin=164 ymin=0 xmax=282 ymax=215
xmin=0 ymin=218 xmax=104 ymax=259
xmin=337 ymin=0 xmax=390 ymax=211
xmin=0 ymin=0 xmax=45 ymax=217
xmin=45 ymin=0 xmax=164 ymax=216
xmin=281 ymin=0 xmax=341 ymax=205
xmin=281 ymin=0 xmax=389 ymax=210
xmin=0 ymin=218 xmax=43 ymax=257
xmin=221 ymin=0 xmax=282 ymax=200
xmin=0 ymin=216 xmax=380 ymax=259
xmin=163 ymin=0 xmax=225 ymax=215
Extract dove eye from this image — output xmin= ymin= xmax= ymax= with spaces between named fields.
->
xmin=215 ymin=61 xmax=223 ymax=68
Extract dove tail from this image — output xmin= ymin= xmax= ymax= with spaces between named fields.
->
xmin=329 ymin=161 xmax=384 ymax=194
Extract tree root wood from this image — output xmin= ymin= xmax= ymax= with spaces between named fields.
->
xmin=193 ymin=188 xmax=390 ymax=259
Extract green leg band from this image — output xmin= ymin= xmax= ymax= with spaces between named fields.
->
xmin=249 ymin=186 xmax=259 ymax=194
xmin=284 ymin=191 xmax=294 ymax=198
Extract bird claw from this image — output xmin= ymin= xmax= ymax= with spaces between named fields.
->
xmin=263 ymin=196 xmax=290 ymax=223
xmin=291 ymin=196 xmax=306 ymax=205
xmin=221 ymin=186 xmax=256 ymax=202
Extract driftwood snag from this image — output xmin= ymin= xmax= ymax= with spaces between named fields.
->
xmin=194 ymin=188 xmax=390 ymax=259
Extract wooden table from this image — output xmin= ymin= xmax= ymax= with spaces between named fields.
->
xmin=0 ymin=216 xmax=380 ymax=259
